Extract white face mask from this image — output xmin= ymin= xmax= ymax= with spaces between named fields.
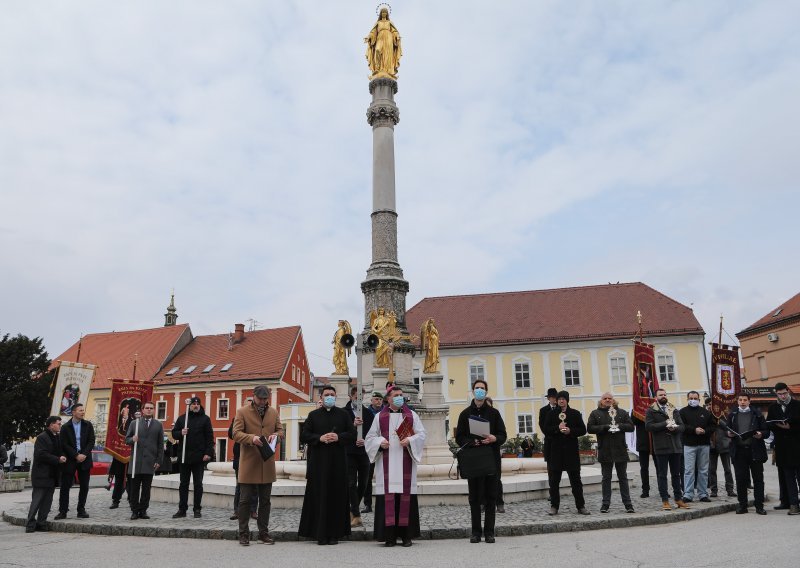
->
xmin=688 ymin=400 xmax=700 ymax=408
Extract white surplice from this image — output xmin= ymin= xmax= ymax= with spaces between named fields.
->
xmin=365 ymin=409 xmax=426 ymax=495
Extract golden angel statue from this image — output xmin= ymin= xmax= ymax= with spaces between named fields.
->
xmin=365 ymin=6 xmax=402 ymax=80
xmin=420 ymin=318 xmax=440 ymax=374
xmin=369 ymin=308 xmax=392 ymax=367
xmin=332 ymin=320 xmax=352 ymax=375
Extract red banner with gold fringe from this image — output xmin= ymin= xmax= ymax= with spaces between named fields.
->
xmin=632 ymin=341 xmax=659 ymax=421
xmin=104 ymin=379 xmax=154 ymax=463
xmin=710 ymin=343 xmax=741 ymax=420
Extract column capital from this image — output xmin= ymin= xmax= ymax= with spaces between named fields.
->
xmin=369 ymin=78 xmax=398 ymax=95
xmin=367 ymin=103 xmax=400 ymax=127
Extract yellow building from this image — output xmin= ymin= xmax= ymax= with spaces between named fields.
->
xmin=406 ymin=283 xmax=709 ymax=441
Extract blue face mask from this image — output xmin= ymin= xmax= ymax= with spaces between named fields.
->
xmin=323 ymin=395 xmax=336 ymax=408
xmin=474 ymin=388 xmax=487 ymax=401
xmin=392 ymin=395 xmax=405 ymax=408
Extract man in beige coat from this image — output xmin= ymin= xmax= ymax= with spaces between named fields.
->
xmin=232 ymin=385 xmax=284 ymax=546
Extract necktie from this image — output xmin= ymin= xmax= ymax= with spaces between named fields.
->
xmin=146 ymin=419 xmax=150 ymax=429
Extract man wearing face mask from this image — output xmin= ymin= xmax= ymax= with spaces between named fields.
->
xmin=365 ymin=386 xmax=427 ymax=547
xmin=645 ymin=389 xmax=688 ymax=511
xmin=298 ymin=386 xmax=356 ymax=545
xmin=767 ymin=382 xmax=800 ymax=515
xmin=232 ymin=385 xmax=284 ymax=546
xmin=726 ymin=393 xmax=769 ymax=514
xmin=455 ymin=380 xmax=507 ymax=543
xmin=678 ymin=391 xmax=713 ymax=503
xmin=542 ymin=391 xmax=589 ymax=516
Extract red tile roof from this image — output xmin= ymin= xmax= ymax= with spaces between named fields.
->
xmin=154 ymin=326 xmax=301 ymax=385
xmin=738 ymin=291 xmax=800 ymax=337
xmin=406 ymin=282 xmax=703 ymax=348
xmin=52 ymin=325 xmax=192 ymax=389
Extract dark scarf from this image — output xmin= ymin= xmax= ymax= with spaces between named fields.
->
xmin=379 ymin=404 xmax=414 ymax=527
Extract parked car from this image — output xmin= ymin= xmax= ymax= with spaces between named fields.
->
xmin=89 ymin=450 xmax=113 ymax=476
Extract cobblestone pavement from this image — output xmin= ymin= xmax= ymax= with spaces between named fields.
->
xmin=1 ymin=474 xmax=744 ymax=541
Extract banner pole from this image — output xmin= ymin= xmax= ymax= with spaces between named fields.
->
xmin=181 ymin=399 xmax=191 ymax=465
xmin=131 ymin=417 xmax=140 ymax=478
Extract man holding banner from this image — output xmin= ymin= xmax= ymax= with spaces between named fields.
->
xmin=125 ymin=402 xmax=163 ymax=520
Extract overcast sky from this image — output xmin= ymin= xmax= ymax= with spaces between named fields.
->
xmin=1 ymin=1 xmax=797 ymax=374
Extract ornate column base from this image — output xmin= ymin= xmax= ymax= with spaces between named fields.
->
xmin=417 ymin=406 xmax=452 ymax=465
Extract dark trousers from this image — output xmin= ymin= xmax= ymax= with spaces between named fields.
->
xmin=238 ymin=483 xmax=272 ymax=536
xmin=468 ymin=474 xmax=497 ymax=536
xmin=779 ymin=466 xmax=800 ymax=506
xmin=128 ymin=474 xmax=154 ymax=513
xmin=111 ymin=470 xmax=128 ymax=504
xmin=548 ymin=467 xmax=585 ymax=510
xmin=233 ymin=469 xmax=258 ymax=513
xmin=27 ymin=486 xmax=55 ymax=530
xmin=654 ymin=453 xmax=682 ymax=501
xmin=732 ymin=449 xmax=764 ymax=509
xmin=178 ymin=462 xmax=206 ymax=512
xmin=58 ymin=466 xmax=90 ymax=513
xmin=363 ymin=463 xmax=374 ymax=508
xmin=347 ymin=453 xmax=370 ymax=516
xmin=601 ymin=461 xmax=632 ymax=506
xmin=639 ymin=449 xmax=653 ymax=492
xmin=708 ymin=450 xmax=734 ymax=495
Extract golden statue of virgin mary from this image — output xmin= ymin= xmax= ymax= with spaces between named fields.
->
xmin=365 ymin=6 xmax=402 ymax=80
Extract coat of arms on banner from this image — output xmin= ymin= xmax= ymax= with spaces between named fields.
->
xmin=716 ymin=364 xmax=735 ymax=395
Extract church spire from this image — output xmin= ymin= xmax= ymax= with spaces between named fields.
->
xmin=164 ymin=291 xmax=178 ymax=327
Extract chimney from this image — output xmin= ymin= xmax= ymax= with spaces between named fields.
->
xmin=234 ymin=323 xmax=245 ymax=344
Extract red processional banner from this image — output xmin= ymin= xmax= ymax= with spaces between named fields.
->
xmin=632 ymin=341 xmax=660 ymax=421
xmin=709 ymin=343 xmax=741 ymax=420
xmin=104 ymin=379 xmax=155 ymax=462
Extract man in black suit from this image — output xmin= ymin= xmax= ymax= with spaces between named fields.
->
xmin=55 ymin=403 xmax=95 ymax=519
xmin=538 ymin=388 xmax=559 ymax=474
xmin=27 ymin=416 xmax=67 ymax=532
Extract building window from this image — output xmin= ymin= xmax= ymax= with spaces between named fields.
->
xmin=657 ymin=354 xmax=676 ymax=382
xmin=564 ymin=358 xmax=580 ymax=386
xmin=758 ymin=356 xmax=767 ymax=380
xmin=218 ymin=398 xmax=229 ymax=420
xmin=514 ymin=362 xmax=531 ymax=389
xmin=469 ymin=364 xmax=485 ymax=385
xmin=610 ymin=356 xmax=627 ymax=385
xmin=156 ymin=401 xmax=167 ymax=421
xmin=517 ymin=414 xmax=534 ymax=434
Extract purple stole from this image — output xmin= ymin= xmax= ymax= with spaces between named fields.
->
xmin=379 ymin=405 xmax=414 ymax=527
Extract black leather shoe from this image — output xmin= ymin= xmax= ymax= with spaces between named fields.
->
xmin=485 ymin=534 xmax=495 ymax=544
xmin=35 ymin=523 xmax=50 ymax=532
xmin=727 ymin=492 xmax=737 ymax=497
xmin=384 ymin=540 xmax=396 ymax=547
xmin=328 ymin=539 xmax=338 ymax=545
xmin=496 ymin=503 xmax=505 ymax=513
xmin=470 ymin=534 xmax=480 ymax=543
xmin=109 ymin=502 xmax=119 ymax=509
xmin=699 ymin=497 xmax=711 ymax=503
xmin=736 ymin=507 xmax=748 ymax=514
xmin=401 ymin=539 xmax=413 ymax=547
xmin=640 ymin=491 xmax=649 ymax=498
xmin=53 ymin=513 xmax=66 ymax=520
xmin=755 ymin=508 xmax=767 ymax=515
xmin=682 ymin=497 xmax=693 ymax=503
xmin=317 ymin=539 xmax=327 ymax=546
xmin=76 ymin=511 xmax=90 ymax=519
xmin=25 ymin=527 xmax=36 ymax=533
xmin=193 ymin=511 xmax=202 ymax=518
xmin=139 ymin=512 xmax=150 ymax=520
xmin=774 ymin=504 xmax=789 ymax=510
xmin=173 ymin=511 xmax=186 ymax=518
xmin=361 ymin=506 xmax=372 ymax=514
xmin=130 ymin=512 xmax=139 ymax=520
xmin=600 ymin=505 xmax=609 ymax=513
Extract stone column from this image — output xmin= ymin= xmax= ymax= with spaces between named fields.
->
xmin=358 ymin=78 xmax=415 ymax=396
xmin=418 ymin=372 xmax=452 ymax=465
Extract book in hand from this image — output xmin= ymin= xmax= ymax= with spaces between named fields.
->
xmin=396 ymin=420 xmax=415 ymax=441
xmin=257 ymin=436 xmax=277 ymax=461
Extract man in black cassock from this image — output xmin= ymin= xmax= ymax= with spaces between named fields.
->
xmin=298 ymin=385 xmax=356 ymax=545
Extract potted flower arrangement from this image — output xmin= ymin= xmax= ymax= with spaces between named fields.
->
xmin=578 ymin=435 xmax=596 ymax=465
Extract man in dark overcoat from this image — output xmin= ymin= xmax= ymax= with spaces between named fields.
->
xmin=588 ymin=392 xmax=635 ymax=513
xmin=171 ymin=396 xmax=214 ymax=518
xmin=543 ymin=391 xmax=589 ymax=515
xmin=55 ymin=403 xmax=95 ymax=519
xmin=26 ymin=416 xmax=67 ymax=532
xmin=767 ymin=383 xmax=800 ymax=515
xmin=125 ymin=401 xmax=164 ymax=519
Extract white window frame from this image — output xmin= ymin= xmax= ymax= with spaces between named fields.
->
xmin=468 ymin=359 xmax=486 ymax=386
xmin=517 ymin=413 xmax=534 ymax=435
xmin=562 ymin=353 xmax=582 ymax=387
xmin=156 ymin=400 xmax=167 ymax=421
xmin=217 ymin=398 xmax=230 ymax=420
xmin=608 ymin=352 xmax=628 ymax=385
xmin=513 ymin=357 xmax=532 ymax=389
xmin=656 ymin=349 xmax=678 ymax=383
